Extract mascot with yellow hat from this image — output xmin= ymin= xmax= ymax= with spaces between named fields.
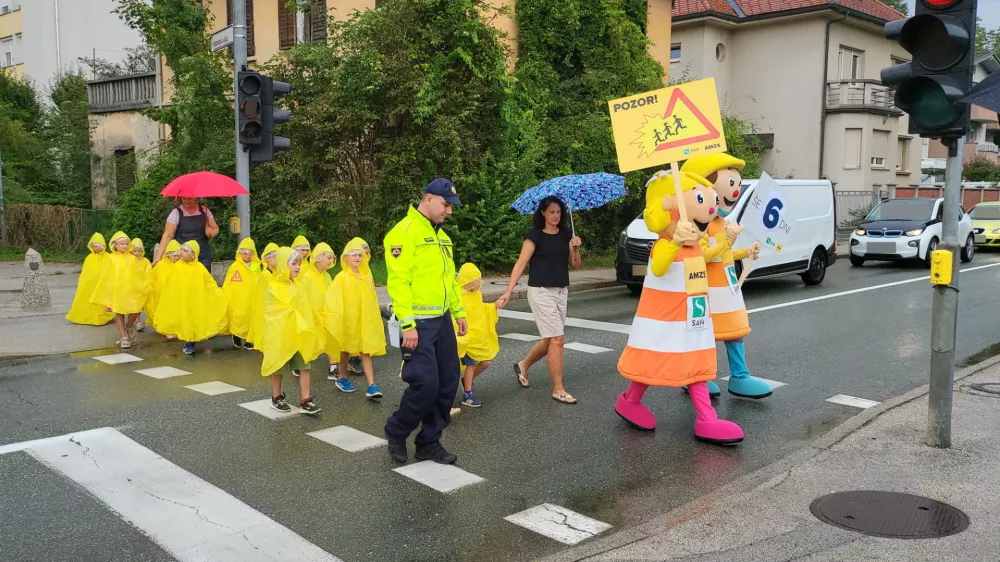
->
xmin=681 ymin=154 xmax=771 ymax=399
xmin=615 ymin=169 xmax=744 ymax=445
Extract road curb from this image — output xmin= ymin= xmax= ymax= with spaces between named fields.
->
xmin=536 ymin=352 xmax=1000 ymax=562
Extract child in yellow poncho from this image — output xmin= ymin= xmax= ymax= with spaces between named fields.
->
xmin=452 ymin=263 xmax=499 ymax=410
xmin=292 ymin=235 xmax=311 ymax=260
xmin=90 ymin=231 xmax=148 ymax=349
xmin=324 ymin=238 xmax=386 ymax=400
xmin=223 ymin=237 xmax=263 ymax=349
xmin=337 ymin=241 xmax=372 ymax=379
xmin=246 ymin=242 xmax=278 ymax=351
xmin=260 ymin=247 xmax=322 ymax=415
xmin=154 ymin=240 xmax=228 ymax=356
xmin=298 ymin=242 xmax=336 ymax=380
xmin=66 ymin=233 xmax=115 ymax=326
xmin=146 ymin=239 xmax=181 ymax=336
xmin=129 ymin=238 xmax=153 ymax=336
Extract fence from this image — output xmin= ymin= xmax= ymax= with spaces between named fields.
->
xmin=1 ymin=204 xmax=115 ymax=254
xmin=835 ymin=187 xmax=888 ymax=237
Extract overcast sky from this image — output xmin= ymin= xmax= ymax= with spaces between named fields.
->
xmin=902 ymin=1 xmax=1000 ymax=31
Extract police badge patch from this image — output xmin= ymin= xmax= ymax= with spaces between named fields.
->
xmin=390 ymin=245 xmax=402 ymax=258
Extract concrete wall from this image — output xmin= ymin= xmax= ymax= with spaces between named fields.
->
xmin=89 ymin=111 xmax=161 ymax=209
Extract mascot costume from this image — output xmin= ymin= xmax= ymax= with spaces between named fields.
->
xmin=681 ymin=154 xmax=771 ymax=399
xmin=614 ymin=170 xmax=744 ymax=445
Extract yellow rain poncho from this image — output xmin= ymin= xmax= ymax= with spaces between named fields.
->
xmin=66 ymin=233 xmax=115 ymax=325
xmin=260 ymin=247 xmax=322 ymax=376
xmin=299 ymin=242 xmax=334 ymax=350
xmin=154 ymin=240 xmax=228 ymax=343
xmin=90 ymin=231 xmax=148 ymax=315
xmin=324 ymin=238 xmax=386 ymax=357
xmin=146 ymin=239 xmax=181 ymax=329
xmin=292 ymin=235 xmax=311 ymax=257
xmin=222 ymin=237 xmax=262 ymax=339
xmin=454 ymin=263 xmax=499 ymax=362
xmin=131 ymin=237 xmax=152 ymax=291
xmin=246 ymin=242 xmax=278 ymax=347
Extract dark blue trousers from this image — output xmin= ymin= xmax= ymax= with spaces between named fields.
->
xmin=385 ymin=313 xmax=460 ymax=445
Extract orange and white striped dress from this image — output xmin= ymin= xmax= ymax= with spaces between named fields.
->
xmin=617 ymin=238 xmax=718 ymax=387
xmin=703 ymin=217 xmax=751 ymax=341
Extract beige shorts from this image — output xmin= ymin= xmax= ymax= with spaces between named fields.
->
xmin=527 ymin=286 xmax=569 ymax=339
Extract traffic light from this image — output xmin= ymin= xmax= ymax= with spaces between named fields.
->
xmin=880 ymin=0 xmax=978 ymax=139
xmin=236 ymin=70 xmax=263 ymax=146
xmin=249 ymin=75 xmax=292 ymax=163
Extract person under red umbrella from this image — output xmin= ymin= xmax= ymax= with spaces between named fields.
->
xmin=152 ymin=197 xmax=220 ymax=271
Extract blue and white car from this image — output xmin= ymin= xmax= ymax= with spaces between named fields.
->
xmin=849 ymin=197 xmax=974 ymax=267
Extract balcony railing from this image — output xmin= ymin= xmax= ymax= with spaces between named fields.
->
xmin=87 ymin=72 xmax=157 ymax=114
xmin=977 ymin=142 xmax=999 ymax=153
xmin=826 ymin=80 xmax=901 ymax=114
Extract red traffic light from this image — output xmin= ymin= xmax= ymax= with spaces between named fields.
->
xmin=922 ymin=0 xmax=959 ymax=7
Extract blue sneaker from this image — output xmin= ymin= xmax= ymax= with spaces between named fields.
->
xmin=366 ymin=384 xmax=383 ymax=399
xmin=182 ymin=343 xmax=195 ymax=356
xmin=462 ymin=392 xmax=482 ymax=408
xmin=336 ymin=378 xmax=356 ymax=393
xmin=727 ymin=375 xmax=773 ymax=399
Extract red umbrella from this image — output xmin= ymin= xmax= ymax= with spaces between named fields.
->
xmin=160 ymin=171 xmax=249 ymax=198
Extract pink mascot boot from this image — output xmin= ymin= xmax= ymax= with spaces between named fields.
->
xmin=689 ymin=381 xmax=744 ymax=444
xmin=615 ymin=382 xmax=656 ymax=431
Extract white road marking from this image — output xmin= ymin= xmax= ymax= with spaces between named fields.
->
xmin=500 ymin=333 xmax=541 ymax=342
xmin=826 ymin=394 xmax=880 ymax=409
xmin=720 ymin=376 xmax=787 ymax=388
xmin=136 ymin=366 xmax=191 ymax=379
xmin=92 ymin=353 xmax=143 ymax=365
xmin=238 ymin=398 xmax=302 ymax=419
xmin=0 ymin=428 xmax=110 ymax=456
xmin=184 ymin=381 xmax=245 ymax=395
xmin=17 ymin=427 xmax=341 ymax=561
xmin=499 ymin=310 xmax=631 ymax=334
xmin=504 ymin=503 xmax=612 ymax=545
xmin=307 ymin=426 xmax=386 ymax=452
xmin=564 ymin=342 xmax=612 ymax=354
xmin=393 ymin=461 xmax=484 ymax=493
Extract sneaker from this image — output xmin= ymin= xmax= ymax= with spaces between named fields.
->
xmin=366 ymin=384 xmax=383 ymax=399
xmin=120 ymin=337 xmax=132 ymax=350
xmin=134 ymin=321 xmax=145 ymax=332
xmin=386 ymin=435 xmax=407 ymax=463
xmin=232 ymin=335 xmax=243 ymax=348
xmin=415 ymin=441 xmax=457 ymax=465
xmin=461 ymin=392 xmax=482 ymax=408
xmin=299 ymin=397 xmax=321 ymax=415
xmin=270 ymin=393 xmax=291 ymax=413
xmin=327 ymin=364 xmax=339 ymax=381
xmin=292 ymin=369 xmax=300 ymax=377
xmin=336 ymin=378 xmax=356 ymax=393
xmin=348 ymin=356 xmax=363 ymax=374
xmin=243 ymin=341 xmax=254 ymax=351
xmin=182 ymin=343 xmax=195 ymax=355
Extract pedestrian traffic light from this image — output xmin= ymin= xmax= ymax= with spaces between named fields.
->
xmin=880 ymin=0 xmax=978 ymax=139
xmin=249 ymin=75 xmax=292 ymax=163
xmin=236 ymin=70 xmax=263 ymax=146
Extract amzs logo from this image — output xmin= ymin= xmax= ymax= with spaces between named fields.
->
xmin=688 ymin=271 xmax=706 ymax=280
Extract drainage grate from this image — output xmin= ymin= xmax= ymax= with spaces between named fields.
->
xmin=970 ymin=383 xmax=1000 ymax=396
xmin=810 ymin=491 xmax=969 ymax=539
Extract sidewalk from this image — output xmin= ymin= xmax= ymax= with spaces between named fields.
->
xmin=543 ymin=355 xmax=1000 ymax=562
xmin=0 ymin=261 xmax=619 ymax=357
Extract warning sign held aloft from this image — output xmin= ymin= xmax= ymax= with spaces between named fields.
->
xmin=607 ymin=78 xmax=727 ymax=173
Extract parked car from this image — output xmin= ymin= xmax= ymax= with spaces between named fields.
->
xmin=848 ymin=198 xmax=974 ymax=267
xmin=970 ymin=201 xmax=1000 ymax=248
xmin=616 ymin=178 xmax=837 ymax=294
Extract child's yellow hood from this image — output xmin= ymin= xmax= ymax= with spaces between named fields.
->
xmin=236 ymin=237 xmax=260 ymax=263
xmin=273 ymin=246 xmax=298 ymax=282
xmin=130 ymin=238 xmax=144 ymax=252
xmin=311 ymin=242 xmax=335 ymax=265
xmin=109 ymin=231 xmax=131 ymax=253
xmin=340 ymin=238 xmax=371 ymax=276
xmin=457 ymin=263 xmax=482 ymax=289
xmin=88 ymin=233 xmax=107 ymax=253
xmin=261 ymin=242 xmax=279 ymax=258
xmin=182 ymin=239 xmax=201 ymax=260
xmin=292 ymin=235 xmax=311 ymax=254
xmin=164 ymin=239 xmax=182 ymax=256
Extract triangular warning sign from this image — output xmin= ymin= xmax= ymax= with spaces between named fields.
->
xmin=630 ymin=88 xmax=722 ymax=158
xmin=230 ymin=271 xmax=243 ymax=282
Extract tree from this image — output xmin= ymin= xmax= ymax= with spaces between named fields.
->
xmin=78 ymin=44 xmax=157 ymax=80
xmin=46 ymin=72 xmax=94 ymax=208
xmin=877 ymin=0 xmax=908 ymax=16
xmin=976 ymin=19 xmax=1000 ymax=58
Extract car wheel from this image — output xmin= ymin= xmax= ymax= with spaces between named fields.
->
xmin=923 ymin=237 xmax=939 ymax=268
xmin=961 ymin=234 xmax=975 ymax=263
xmin=801 ymin=248 xmax=827 ymax=285
xmin=849 ymin=253 xmax=865 ymax=267
xmin=628 ymin=284 xmax=643 ymax=296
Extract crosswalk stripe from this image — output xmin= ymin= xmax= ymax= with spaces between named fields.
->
xmin=564 ymin=342 xmax=612 ymax=354
xmin=826 ymin=394 xmax=880 ymax=409
xmin=720 ymin=376 xmax=787 ymax=388
xmin=500 ymin=333 xmax=541 ymax=342
xmin=184 ymin=381 xmax=245 ymax=395
xmin=499 ymin=310 xmax=631 ymax=334
xmin=393 ymin=460 xmax=484 ymax=493
xmin=504 ymin=503 xmax=612 ymax=545
xmin=307 ymin=426 xmax=386 ymax=452
xmin=136 ymin=366 xmax=191 ymax=379
xmin=92 ymin=353 xmax=143 ymax=365
xmin=238 ymin=398 xmax=302 ymax=419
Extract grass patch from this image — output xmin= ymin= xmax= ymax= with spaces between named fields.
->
xmin=0 ymin=247 xmax=89 ymax=263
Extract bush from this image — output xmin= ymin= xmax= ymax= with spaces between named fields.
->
xmin=962 ymin=156 xmax=1000 ymax=182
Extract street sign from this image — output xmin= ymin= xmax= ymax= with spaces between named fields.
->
xmin=212 ymin=26 xmax=235 ymax=52
xmin=740 ymin=172 xmax=793 ymax=254
xmin=607 ymin=78 xmax=727 ymax=173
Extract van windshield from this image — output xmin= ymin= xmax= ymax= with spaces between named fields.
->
xmin=866 ymin=200 xmax=935 ymax=221
xmin=971 ymin=205 xmax=1000 ymax=220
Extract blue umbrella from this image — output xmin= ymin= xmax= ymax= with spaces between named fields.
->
xmin=511 ymin=172 xmax=627 ymax=234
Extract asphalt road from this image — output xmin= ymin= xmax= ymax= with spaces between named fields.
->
xmin=2 ymin=253 xmax=1000 ymax=562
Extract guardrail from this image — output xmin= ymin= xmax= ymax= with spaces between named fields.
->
xmin=826 ymin=80 xmax=899 ymax=113
xmin=87 ymin=72 xmax=157 ymax=113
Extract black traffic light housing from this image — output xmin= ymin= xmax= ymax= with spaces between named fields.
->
xmin=249 ymin=76 xmax=292 ymax=163
xmin=236 ymin=70 xmax=263 ymax=146
xmin=880 ymin=0 xmax=978 ymax=139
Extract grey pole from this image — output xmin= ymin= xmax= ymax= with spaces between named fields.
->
xmin=233 ymin=0 xmax=251 ymax=242
xmin=0 ymin=142 xmax=5 ymax=245
xmin=927 ymin=136 xmax=963 ymax=449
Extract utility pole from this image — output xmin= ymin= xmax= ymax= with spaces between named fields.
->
xmin=233 ymin=0 xmax=251 ymax=242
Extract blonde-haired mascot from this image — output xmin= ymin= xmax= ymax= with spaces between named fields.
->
xmin=682 ymin=154 xmax=770 ymax=399
xmin=615 ymin=170 xmax=744 ymax=445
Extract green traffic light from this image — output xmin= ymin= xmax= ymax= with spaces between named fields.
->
xmin=897 ymin=77 xmax=963 ymax=129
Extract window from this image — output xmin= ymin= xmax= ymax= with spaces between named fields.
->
xmin=278 ymin=0 xmax=296 ymax=50
xmin=844 ymin=128 xmax=862 ymax=169
xmin=114 ymin=148 xmax=137 ymax=194
xmin=838 ymin=46 xmax=864 ymax=80
xmin=897 ymin=137 xmax=911 ymax=172
xmin=1 ymin=38 xmax=11 ymax=67
xmin=226 ymin=0 xmax=255 ymax=57
xmin=670 ymin=43 xmax=682 ymax=63
xmin=306 ymin=0 xmax=327 ymax=43
xmin=891 ymin=56 xmax=909 ymax=66
xmin=871 ymin=129 xmax=889 ymax=169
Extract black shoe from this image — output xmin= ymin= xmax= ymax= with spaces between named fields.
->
xmin=243 ymin=341 xmax=254 ymax=350
xmin=270 ymin=393 xmax=291 ymax=413
xmin=415 ymin=441 xmax=457 ymax=465
xmin=299 ymin=397 xmax=321 ymax=415
xmin=387 ymin=435 xmax=408 ymax=463
xmin=232 ymin=335 xmax=243 ymax=348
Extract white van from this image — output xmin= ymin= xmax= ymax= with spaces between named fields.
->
xmin=615 ymin=179 xmax=837 ymax=292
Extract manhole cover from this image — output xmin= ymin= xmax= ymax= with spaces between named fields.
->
xmin=970 ymin=383 xmax=1000 ymax=395
xmin=810 ymin=491 xmax=969 ymax=539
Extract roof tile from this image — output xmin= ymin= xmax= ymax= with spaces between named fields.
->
xmin=673 ymin=0 xmax=906 ymax=22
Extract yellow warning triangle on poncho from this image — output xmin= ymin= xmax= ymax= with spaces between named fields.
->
xmin=223 ymin=237 xmax=262 ymax=339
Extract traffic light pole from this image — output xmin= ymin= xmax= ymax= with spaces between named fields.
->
xmin=927 ymin=136 xmax=963 ymax=449
xmin=233 ymin=0 xmax=251 ymax=242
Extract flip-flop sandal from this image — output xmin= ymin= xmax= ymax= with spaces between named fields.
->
xmin=552 ymin=394 xmax=577 ymax=404
xmin=514 ymin=363 xmax=529 ymax=388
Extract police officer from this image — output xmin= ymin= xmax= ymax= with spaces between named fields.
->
xmin=384 ymin=178 xmax=468 ymax=464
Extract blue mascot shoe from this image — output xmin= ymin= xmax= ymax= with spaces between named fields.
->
xmin=726 ymin=375 xmax=772 ymax=399
xmin=683 ymin=380 xmax=722 ymax=398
